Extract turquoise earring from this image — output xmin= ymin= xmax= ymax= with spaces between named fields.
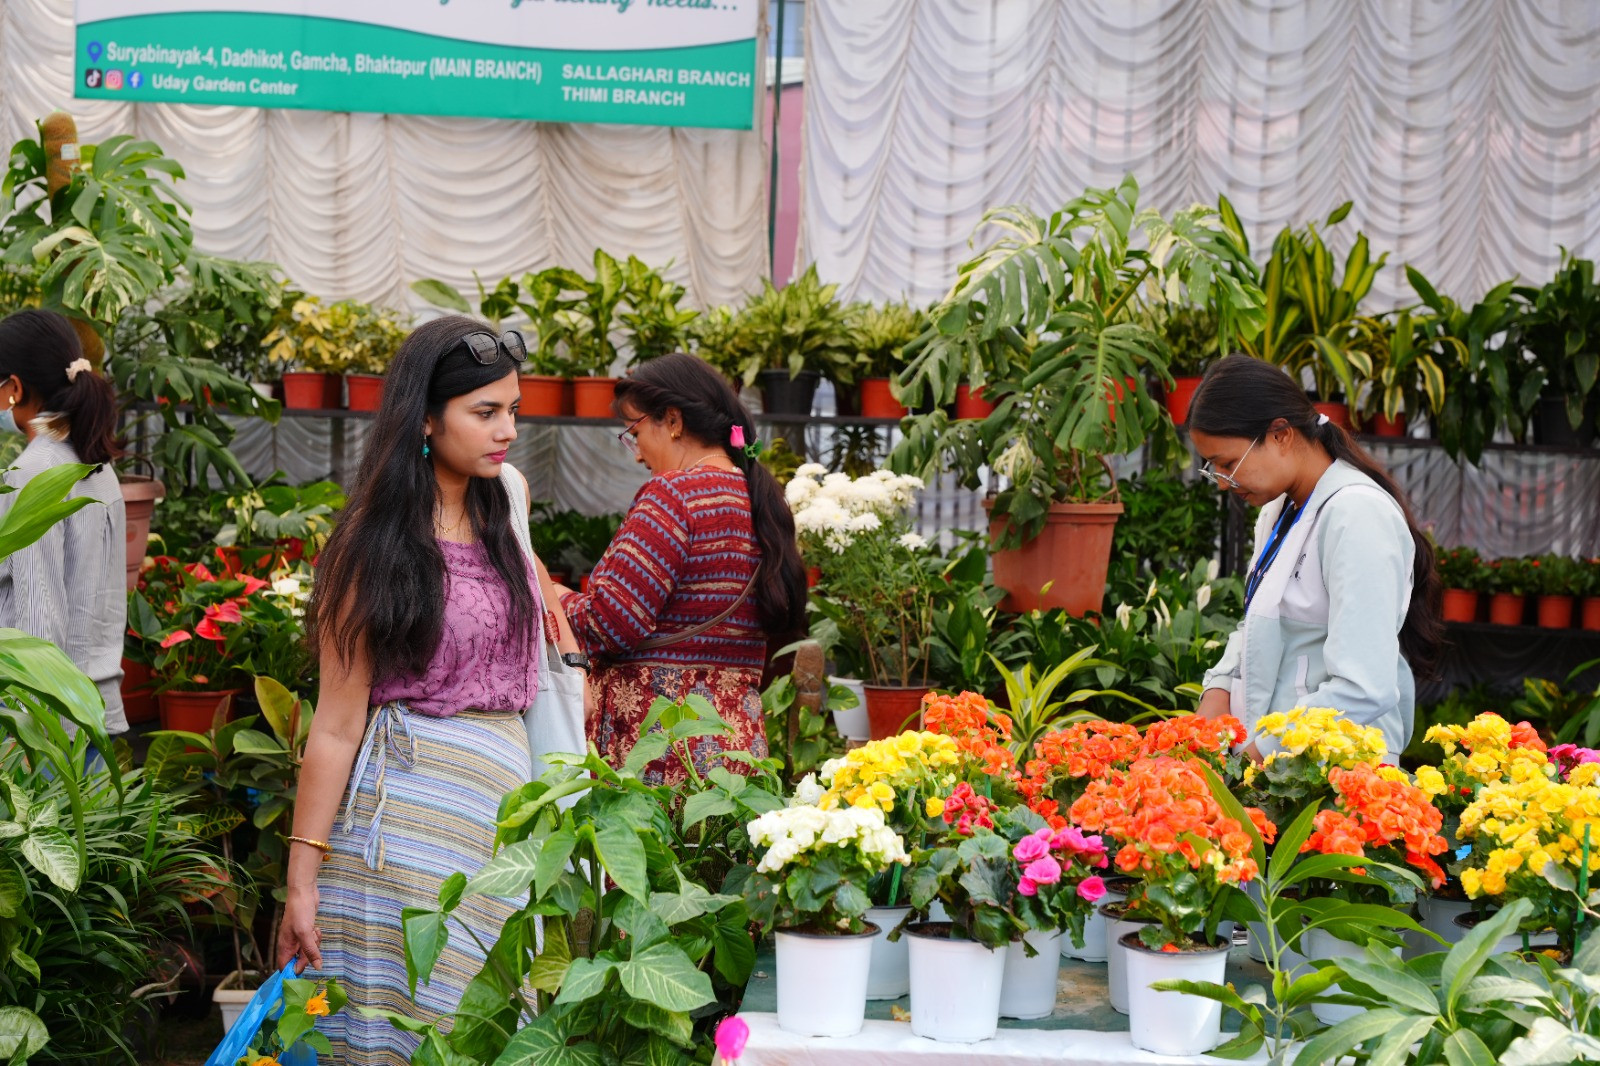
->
xmin=422 ymin=438 xmax=431 ymax=458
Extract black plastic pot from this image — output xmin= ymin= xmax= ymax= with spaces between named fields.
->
xmin=1532 ymin=393 xmax=1597 ymax=448
xmin=759 ymin=369 xmax=821 ymax=416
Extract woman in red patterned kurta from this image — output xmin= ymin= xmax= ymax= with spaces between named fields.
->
xmin=557 ymin=354 xmax=807 ymax=783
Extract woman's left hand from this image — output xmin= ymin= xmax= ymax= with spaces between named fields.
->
xmin=1240 ymin=741 xmax=1263 ymax=763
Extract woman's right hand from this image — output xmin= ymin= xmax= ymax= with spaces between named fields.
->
xmin=1197 ymin=686 xmax=1233 ymax=720
xmin=277 ymin=883 xmax=323 ymax=973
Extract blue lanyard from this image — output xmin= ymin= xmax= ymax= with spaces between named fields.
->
xmin=1244 ymin=501 xmax=1302 ymax=611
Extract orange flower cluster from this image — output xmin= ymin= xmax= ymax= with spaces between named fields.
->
xmin=1069 ymin=757 xmax=1274 ymax=884
xmin=1014 ymin=720 xmax=1143 ymax=825
xmin=922 ymin=690 xmax=1015 ymax=776
xmin=1302 ymin=762 xmax=1449 ymax=887
xmin=1509 ymin=720 xmax=1547 ymax=753
xmin=1138 ymin=714 xmax=1247 ymax=767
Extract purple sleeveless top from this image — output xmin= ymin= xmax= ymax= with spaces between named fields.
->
xmin=368 ymin=539 xmax=541 ymax=717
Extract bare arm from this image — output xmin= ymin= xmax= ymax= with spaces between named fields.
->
xmin=276 ymin=634 xmax=374 ymax=972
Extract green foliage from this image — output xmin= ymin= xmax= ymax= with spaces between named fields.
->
xmin=391 ymin=696 xmax=782 ymax=1064
xmin=1515 ymin=250 xmax=1600 ymax=433
xmin=213 ymin=477 xmax=345 ymax=553
xmin=1436 ymin=543 xmax=1485 ymax=592
xmin=117 ymin=257 xmax=292 ymax=383
xmin=729 ymin=264 xmax=857 ymax=387
xmin=1107 ymin=472 xmax=1223 ymax=585
xmin=619 ymin=256 xmax=699 ymax=365
xmin=1347 ymin=307 xmax=1450 ymax=427
xmin=1485 ymin=557 xmax=1537 ymax=597
xmin=527 ymin=502 xmax=624 ymax=579
xmin=846 ymin=300 xmax=925 ymax=379
xmin=891 ymin=177 xmax=1262 ymax=544
xmin=1144 ymin=301 xmax=1219 ymax=378
xmin=991 ymin=647 xmax=1160 ymax=762
xmin=264 ymin=293 xmax=410 ymax=375
xmin=759 ymin=675 xmax=852 ymax=780
xmin=907 ymin=827 xmax=1025 ymax=949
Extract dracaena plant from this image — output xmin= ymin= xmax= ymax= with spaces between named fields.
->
xmin=890 ymin=176 xmax=1265 ymax=546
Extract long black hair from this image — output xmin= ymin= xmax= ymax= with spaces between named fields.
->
xmin=1188 ymin=353 xmax=1442 ymax=678
xmin=0 ymin=309 xmax=120 ymax=465
xmin=613 ymin=353 xmax=807 ymax=644
xmin=307 ymin=315 xmax=536 ymax=681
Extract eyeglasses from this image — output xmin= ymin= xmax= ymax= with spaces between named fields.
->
xmin=617 ymin=413 xmax=648 ymax=455
xmin=1198 ymin=437 xmax=1259 ymax=491
xmin=458 ymin=330 xmax=527 ymax=366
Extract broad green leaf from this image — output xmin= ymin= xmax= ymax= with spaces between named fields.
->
xmin=8 ymin=946 xmax=38 ymax=982
xmin=465 ymin=837 xmax=542 ymax=899
xmin=1334 ymin=954 xmax=1439 ymax=1014
xmin=254 ymin=673 xmax=297 ymax=742
xmin=617 ymin=942 xmax=715 ymax=1013
xmin=1442 ymin=897 xmax=1531 ymax=1015
xmin=710 ymin=907 xmax=757 ymax=985
xmin=0 ymin=862 xmax=24 ymax=917
xmin=528 ymin=920 xmax=573 ymax=994
xmin=618 ymin=999 xmax=694 ymax=1048
xmin=680 ymin=790 xmax=735 ymax=831
xmin=402 ymin=908 xmax=448 ymax=996
xmin=1367 ymin=1015 xmax=1440 ymax=1066
xmin=229 ymin=728 xmax=283 ymax=755
xmin=556 ymin=956 xmax=617 ymax=1006
xmin=1501 ymin=1016 xmax=1600 ymax=1066
xmin=0 ymin=1006 xmax=49 ymax=1059
xmin=20 ymin=826 xmax=79 ymax=891
xmin=534 ymin=826 xmax=577 ymax=901
xmin=594 ymin=823 xmax=649 ymax=901
xmin=1292 ymin=1008 xmax=1407 ymax=1066
xmin=411 ymin=278 xmax=473 ymax=314
xmin=1441 ymin=1028 xmax=1500 ymax=1066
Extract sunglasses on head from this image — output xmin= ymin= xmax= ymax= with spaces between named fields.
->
xmin=458 ymin=330 xmax=527 ymax=366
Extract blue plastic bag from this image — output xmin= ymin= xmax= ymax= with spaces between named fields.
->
xmin=203 ymin=960 xmax=319 ymax=1066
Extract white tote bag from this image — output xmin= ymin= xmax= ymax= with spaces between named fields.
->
xmin=500 ymin=468 xmax=587 ymax=782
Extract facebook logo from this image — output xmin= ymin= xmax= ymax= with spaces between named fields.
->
xmin=129 ymin=71 xmax=144 ymax=90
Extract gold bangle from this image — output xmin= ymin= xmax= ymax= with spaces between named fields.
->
xmin=287 ymin=835 xmax=332 ymax=854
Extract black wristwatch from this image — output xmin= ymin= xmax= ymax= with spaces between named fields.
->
xmin=560 ymin=651 xmax=591 ymax=673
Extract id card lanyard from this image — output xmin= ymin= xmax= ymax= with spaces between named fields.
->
xmin=1243 ymin=500 xmax=1303 ymax=612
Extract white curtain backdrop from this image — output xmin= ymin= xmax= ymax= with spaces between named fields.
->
xmin=0 ymin=0 xmax=770 ymax=313
xmin=799 ymin=0 xmax=1600 ymax=308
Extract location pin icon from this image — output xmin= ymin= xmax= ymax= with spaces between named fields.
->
xmin=87 ymin=41 xmax=103 ymax=63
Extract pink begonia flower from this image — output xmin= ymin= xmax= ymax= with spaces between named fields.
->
xmin=714 ymin=1016 xmax=749 ymax=1061
xmin=1013 ymin=833 xmax=1050 ymax=864
xmin=1052 ymin=825 xmax=1088 ymax=852
xmin=1017 ymin=876 xmax=1038 ymax=897
xmin=1077 ymin=875 xmax=1106 ymax=903
xmin=1023 ymin=856 xmax=1062 ymax=886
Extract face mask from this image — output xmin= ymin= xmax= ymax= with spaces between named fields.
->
xmin=0 ymin=405 xmax=16 ymax=435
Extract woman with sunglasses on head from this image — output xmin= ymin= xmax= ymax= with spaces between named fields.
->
xmin=0 ymin=310 xmax=126 ymax=743
xmin=1189 ymin=354 xmax=1442 ymax=763
xmin=555 ymin=352 xmax=807 ymax=784
xmin=276 ymin=317 xmax=584 ymax=1061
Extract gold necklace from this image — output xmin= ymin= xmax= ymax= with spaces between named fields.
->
xmin=436 ymin=506 xmax=468 ymax=539
xmin=687 ymin=455 xmax=735 ymax=472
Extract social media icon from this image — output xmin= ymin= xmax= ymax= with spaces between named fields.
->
xmin=105 ymin=70 xmax=124 ymax=90
xmin=84 ymin=68 xmax=103 ymax=89
xmin=87 ymin=41 xmax=103 ymax=62
xmin=129 ymin=71 xmax=144 ymax=90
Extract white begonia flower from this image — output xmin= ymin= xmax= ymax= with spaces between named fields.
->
xmin=1115 ymin=602 xmax=1134 ymax=630
xmin=1206 ymin=558 xmax=1220 ymax=582
xmin=819 ymin=757 xmax=844 ymax=784
xmin=1195 ymin=583 xmax=1212 ymax=610
xmin=897 ymin=532 xmax=927 ymax=551
xmin=791 ymin=773 xmax=825 ymax=807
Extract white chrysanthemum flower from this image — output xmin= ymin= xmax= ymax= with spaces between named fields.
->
xmin=897 ymin=532 xmax=927 ymax=551
xmin=784 ymin=477 xmax=817 ymax=506
xmin=795 ymin=463 xmax=828 ymax=479
xmin=846 ymin=513 xmax=881 ymax=533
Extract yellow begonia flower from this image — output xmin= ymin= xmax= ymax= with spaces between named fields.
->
xmin=1415 ymin=766 xmax=1446 ymax=796
xmin=925 ymin=796 xmax=945 ymax=819
xmin=1527 ymin=848 xmax=1553 ymax=875
xmin=1460 ymin=868 xmax=1482 ymax=897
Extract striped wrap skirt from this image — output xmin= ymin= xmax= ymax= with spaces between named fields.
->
xmin=313 ymin=704 xmax=530 ymax=1064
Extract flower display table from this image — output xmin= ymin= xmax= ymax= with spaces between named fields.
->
xmin=735 ymin=942 xmax=1273 ymax=1064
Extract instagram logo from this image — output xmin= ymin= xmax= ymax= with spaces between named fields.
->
xmin=105 ymin=70 xmax=124 ymax=90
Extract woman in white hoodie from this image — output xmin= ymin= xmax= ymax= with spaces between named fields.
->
xmin=1190 ymin=355 xmax=1442 ymax=762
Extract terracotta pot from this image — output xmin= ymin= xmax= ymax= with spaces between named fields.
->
xmin=954 ymin=383 xmax=997 ymax=420
xmin=158 ymin=689 xmax=238 ymax=733
xmin=120 ymin=658 xmax=157 ymax=726
xmin=858 ymin=378 xmax=906 ymax=419
xmin=1583 ymin=597 xmax=1600 ymax=632
xmin=862 ymin=685 xmax=926 ymax=740
xmin=1441 ymin=588 xmax=1479 ymax=624
xmin=119 ymin=476 xmax=165 ymax=591
xmin=1372 ymin=413 xmax=1407 ymax=437
xmin=572 ymin=377 xmax=619 ymax=419
xmin=1537 ymin=594 xmax=1575 ymax=629
xmin=1488 ymin=592 xmax=1526 ymax=626
xmin=1164 ymin=375 xmax=1203 ymax=425
xmin=989 ymin=500 xmax=1124 ymax=615
xmin=1105 ymin=375 xmax=1139 ymax=423
xmin=519 ymin=374 xmax=566 ymax=417
xmin=281 ymin=371 xmax=341 ymax=409
xmin=345 ymin=374 xmax=384 ymax=411
xmin=561 ymin=378 xmax=576 ymax=415
xmin=1312 ymin=401 xmax=1352 ymax=431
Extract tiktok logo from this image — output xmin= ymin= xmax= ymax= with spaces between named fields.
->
xmin=84 ymin=68 xmax=103 ymax=88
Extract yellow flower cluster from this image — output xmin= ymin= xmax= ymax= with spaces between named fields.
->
xmin=1425 ymin=713 xmax=1511 ymax=755
xmin=819 ymin=731 xmax=961 ymax=814
xmin=1457 ymin=761 xmax=1600 ymax=900
xmin=1255 ymin=707 xmax=1387 ymax=769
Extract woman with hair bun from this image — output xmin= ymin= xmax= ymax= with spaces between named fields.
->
xmin=0 ymin=309 xmax=127 ymax=736
xmin=558 ymin=352 xmax=808 ymax=784
xmin=1189 ymin=353 xmax=1443 ymax=762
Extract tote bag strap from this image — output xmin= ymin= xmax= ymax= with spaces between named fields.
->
xmin=633 ymin=573 xmax=757 ymax=652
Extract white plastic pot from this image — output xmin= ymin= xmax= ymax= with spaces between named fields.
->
xmin=1410 ymin=894 xmax=1472 ymax=958
xmin=1103 ymin=903 xmax=1157 ymax=1015
xmin=1063 ymin=881 xmax=1127 ymax=962
xmin=213 ymin=970 xmax=263 ymax=1034
xmin=999 ymin=928 xmax=1063 ymax=1020
xmin=1122 ymin=931 xmax=1230 ymax=1057
xmin=1301 ymin=926 xmax=1400 ymax=1025
xmin=865 ymin=905 xmax=911 ymax=999
xmin=1452 ymin=912 xmax=1560 ymax=955
xmin=774 ymin=924 xmax=877 ymax=1037
xmin=829 ymin=676 xmax=870 ymax=741
xmin=907 ymin=923 xmax=1007 ymax=1042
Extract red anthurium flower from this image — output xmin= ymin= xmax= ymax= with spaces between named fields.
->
xmin=160 ymin=630 xmax=193 ymax=649
xmin=195 ymin=617 xmax=225 ymax=642
xmin=205 ymin=600 xmax=244 ymax=625
xmin=186 ymin=562 xmax=217 ymax=582
xmin=240 ymin=575 xmax=270 ymax=595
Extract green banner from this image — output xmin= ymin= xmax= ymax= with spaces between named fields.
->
xmin=74 ymin=5 xmax=760 ymax=130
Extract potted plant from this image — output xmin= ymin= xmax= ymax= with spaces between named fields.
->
xmin=1515 ymin=251 xmax=1599 ymax=448
xmin=891 ymin=178 xmax=1263 ymax=615
xmin=1532 ymin=553 xmax=1579 ymax=629
xmin=1069 ymin=756 xmax=1275 ymax=1056
xmin=788 ymin=465 xmax=940 ymax=736
xmin=1148 ymin=303 xmax=1219 ymax=425
xmin=1485 ymin=556 xmax=1534 ymax=625
xmin=734 ymin=265 xmax=856 ymax=415
xmin=1348 ymin=302 xmax=1451 ymax=436
xmin=846 ymin=300 xmax=923 ymax=419
xmin=265 ymin=295 xmax=409 ymax=410
xmin=1409 ymin=267 xmax=1527 ymax=461
xmin=742 ymin=802 xmax=910 ymax=1037
xmin=528 ymin=251 xmax=631 ymax=418
xmin=1582 ymin=557 xmax=1600 ymax=631
xmin=619 ymin=255 xmax=699 ymax=367
xmin=412 ymin=270 xmax=572 ymax=416
xmin=1437 ymin=543 xmax=1485 ymax=623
